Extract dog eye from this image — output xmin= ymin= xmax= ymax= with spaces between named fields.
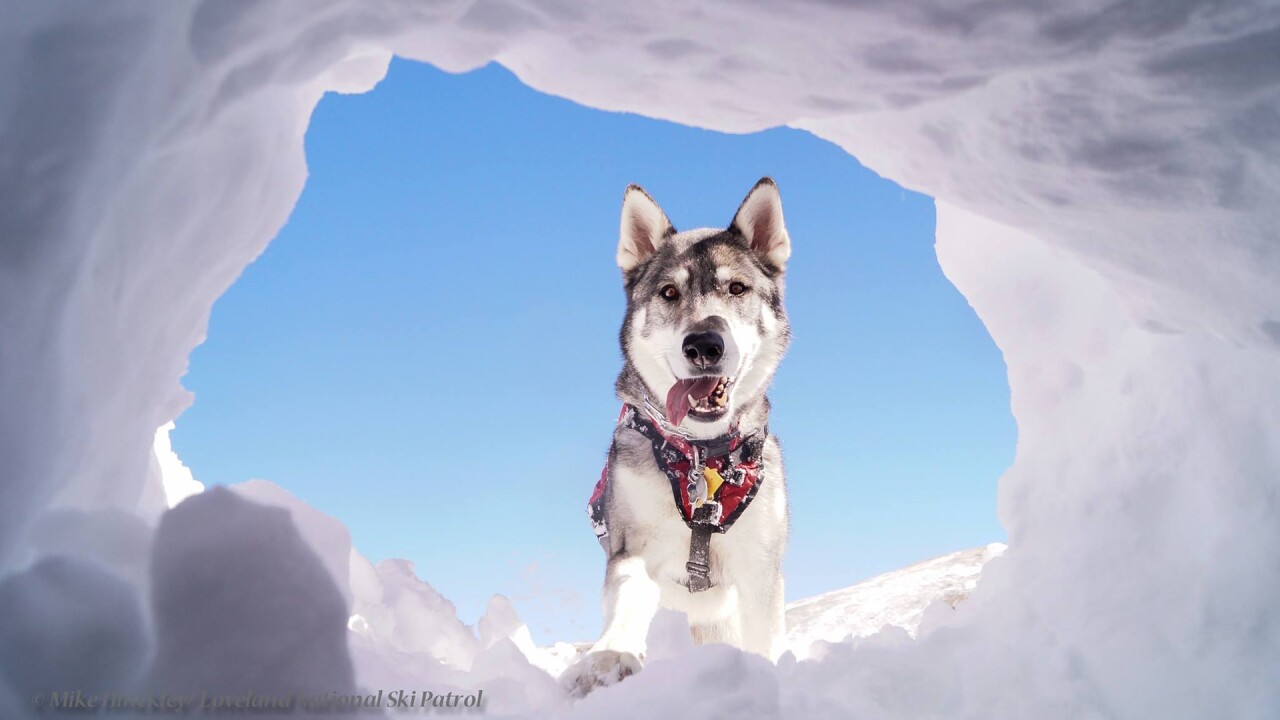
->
xmin=659 ymin=285 xmax=680 ymax=301
xmin=728 ymin=281 xmax=748 ymax=296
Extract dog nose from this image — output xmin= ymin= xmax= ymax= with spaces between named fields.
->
xmin=683 ymin=332 xmax=724 ymax=368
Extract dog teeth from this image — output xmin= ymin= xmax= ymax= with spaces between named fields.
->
xmin=689 ymin=377 xmax=737 ymax=414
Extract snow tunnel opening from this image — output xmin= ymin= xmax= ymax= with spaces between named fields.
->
xmin=6 ymin=6 xmax=1275 ymax=716
xmin=167 ymin=58 xmax=1017 ymax=646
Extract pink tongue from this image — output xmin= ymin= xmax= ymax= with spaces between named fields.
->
xmin=665 ymin=376 xmax=721 ymax=427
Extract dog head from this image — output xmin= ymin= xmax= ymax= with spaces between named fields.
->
xmin=615 ymin=178 xmax=791 ymax=436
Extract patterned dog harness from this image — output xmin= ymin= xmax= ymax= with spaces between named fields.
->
xmin=588 ymin=404 xmax=766 ymax=592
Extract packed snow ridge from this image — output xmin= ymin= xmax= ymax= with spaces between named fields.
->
xmin=2 ymin=1 xmax=1278 ymax=719
xmin=523 ymin=542 xmax=1009 ymax=678
xmin=785 ymin=543 xmax=1006 ymax=658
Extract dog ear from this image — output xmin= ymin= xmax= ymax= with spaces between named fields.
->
xmin=617 ymin=185 xmax=675 ymax=272
xmin=731 ymin=177 xmax=790 ymax=270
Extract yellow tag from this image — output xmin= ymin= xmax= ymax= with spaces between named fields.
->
xmin=702 ymin=467 xmax=725 ymax=499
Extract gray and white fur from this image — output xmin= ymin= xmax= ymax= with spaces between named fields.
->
xmin=567 ymin=178 xmax=792 ymax=695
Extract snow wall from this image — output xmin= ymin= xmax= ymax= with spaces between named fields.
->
xmin=2 ymin=1 xmax=1278 ymax=718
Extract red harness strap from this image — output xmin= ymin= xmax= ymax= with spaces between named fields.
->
xmin=588 ymin=404 xmax=766 ymax=592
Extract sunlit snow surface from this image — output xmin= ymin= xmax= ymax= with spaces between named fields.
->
xmin=785 ymin=544 xmax=1006 ymax=658
xmin=2 ymin=1 xmax=1279 ymax=719
xmin=521 ymin=543 xmax=1009 ymax=677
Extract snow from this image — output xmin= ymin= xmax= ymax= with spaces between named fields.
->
xmin=146 ymin=488 xmax=356 ymax=698
xmin=0 ymin=557 xmax=148 ymax=698
xmin=153 ymin=422 xmax=204 ymax=509
xmin=349 ymin=557 xmax=481 ymax=672
xmin=524 ymin=545 xmax=1009 ymax=675
xmin=786 ymin=543 xmax=1006 ymax=658
xmin=2 ymin=2 xmax=1278 ymax=719
xmin=231 ymin=479 xmax=354 ymax=608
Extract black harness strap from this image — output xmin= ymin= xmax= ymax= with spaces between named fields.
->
xmin=686 ymin=527 xmax=715 ymax=592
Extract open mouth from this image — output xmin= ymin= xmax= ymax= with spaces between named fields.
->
xmin=665 ymin=376 xmax=735 ymax=427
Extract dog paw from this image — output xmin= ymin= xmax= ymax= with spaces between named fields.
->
xmin=563 ymin=649 xmax=643 ymax=698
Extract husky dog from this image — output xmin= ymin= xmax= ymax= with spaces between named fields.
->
xmin=568 ymin=178 xmax=792 ymax=695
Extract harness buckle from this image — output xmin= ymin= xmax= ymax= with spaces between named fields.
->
xmin=686 ymin=526 xmax=714 ymax=593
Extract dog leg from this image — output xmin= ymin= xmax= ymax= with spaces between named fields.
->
xmin=565 ymin=554 xmax=658 ymax=696
xmin=738 ymin=573 xmax=786 ymax=661
xmin=690 ymin=614 xmax=743 ymax=647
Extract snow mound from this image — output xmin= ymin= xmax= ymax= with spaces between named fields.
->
xmin=146 ymin=488 xmax=356 ymax=697
xmin=231 ymin=479 xmax=353 ymax=608
xmin=350 ymin=557 xmax=480 ymax=671
xmin=0 ymin=557 xmax=148 ymax=700
xmin=786 ymin=543 xmax=1006 ymax=657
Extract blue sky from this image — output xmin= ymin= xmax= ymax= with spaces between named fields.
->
xmin=172 ymin=59 xmax=1015 ymax=644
